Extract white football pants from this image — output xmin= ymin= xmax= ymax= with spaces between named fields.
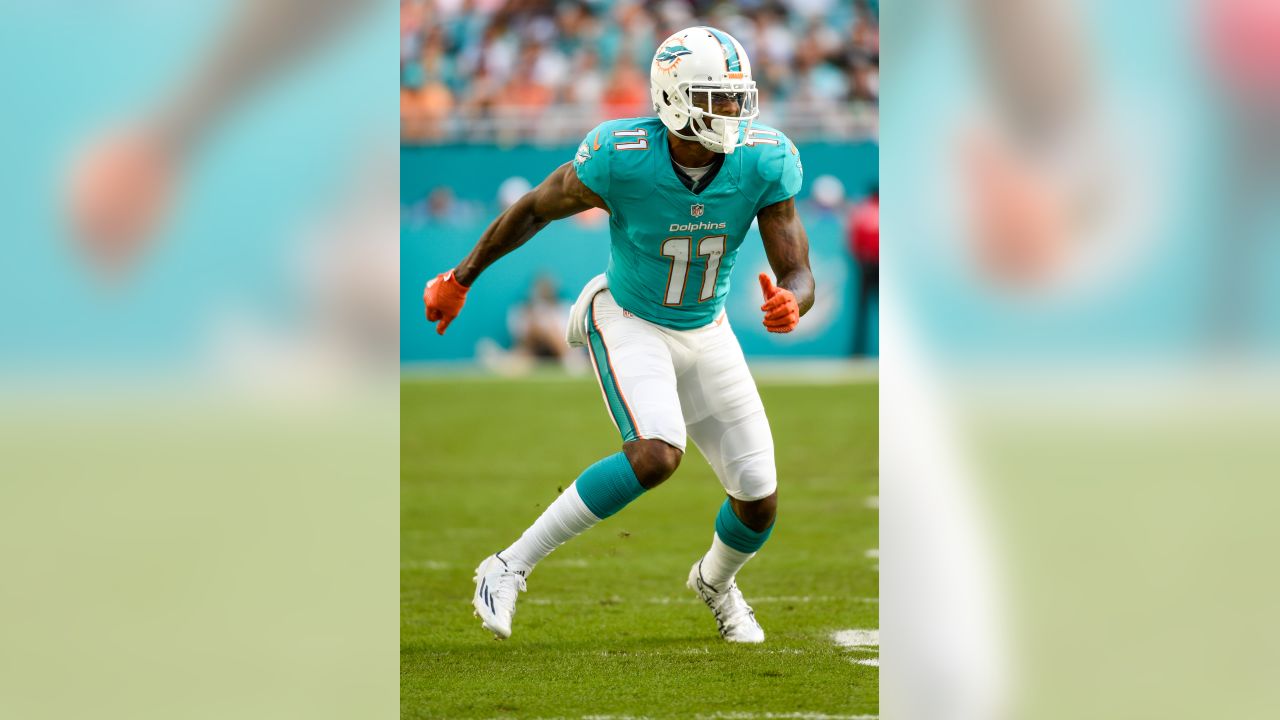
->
xmin=583 ymin=289 xmax=777 ymax=501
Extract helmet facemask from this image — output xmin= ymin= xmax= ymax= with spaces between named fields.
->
xmin=666 ymin=82 xmax=759 ymax=154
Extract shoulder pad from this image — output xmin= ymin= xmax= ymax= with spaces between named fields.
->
xmin=742 ymin=124 xmax=794 ymax=184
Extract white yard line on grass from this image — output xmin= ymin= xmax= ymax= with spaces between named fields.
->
xmin=832 ymin=629 xmax=880 ymax=670
xmin=831 ymin=629 xmax=879 ymax=648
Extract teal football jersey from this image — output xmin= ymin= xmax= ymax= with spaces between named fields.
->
xmin=573 ymin=116 xmax=803 ymax=330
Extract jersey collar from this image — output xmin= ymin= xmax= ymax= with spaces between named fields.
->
xmin=661 ymin=131 xmax=726 ymax=196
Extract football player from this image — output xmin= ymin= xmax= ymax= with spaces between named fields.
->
xmin=423 ymin=27 xmax=813 ymax=643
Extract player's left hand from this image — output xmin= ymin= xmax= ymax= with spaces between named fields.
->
xmin=758 ymin=273 xmax=799 ymax=333
xmin=424 ymin=269 xmax=469 ymax=335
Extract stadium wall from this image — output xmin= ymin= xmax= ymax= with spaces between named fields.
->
xmin=402 ymin=142 xmax=878 ymax=362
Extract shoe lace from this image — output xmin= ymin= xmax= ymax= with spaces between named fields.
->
xmin=491 ymin=571 xmax=528 ymax=610
xmin=709 ymin=583 xmax=757 ymax=635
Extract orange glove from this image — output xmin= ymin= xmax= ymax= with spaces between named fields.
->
xmin=423 ymin=269 xmax=470 ymax=335
xmin=759 ymin=273 xmax=800 ymax=333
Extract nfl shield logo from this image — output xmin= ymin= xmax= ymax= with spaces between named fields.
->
xmin=690 ymin=203 xmax=704 ymax=218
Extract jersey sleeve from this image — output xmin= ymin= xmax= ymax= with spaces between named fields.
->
xmin=756 ymin=137 xmax=804 ymax=209
xmin=572 ymin=124 xmax=611 ymax=200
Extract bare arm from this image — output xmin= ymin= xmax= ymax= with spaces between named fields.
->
xmin=454 ymin=163 xmax=605 ymax=286
xmin=758 ymin=197 xmax=816 ymax=315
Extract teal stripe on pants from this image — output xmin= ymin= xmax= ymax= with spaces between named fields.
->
xmin=587 ymin=302 xmax=639 ymax=442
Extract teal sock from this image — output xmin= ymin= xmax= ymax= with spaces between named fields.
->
xmin=574 ymin=452 xmax=646 ymax=519
xmin=714 ymin=498 xmax=773 ymax=553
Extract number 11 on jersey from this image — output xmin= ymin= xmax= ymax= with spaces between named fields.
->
xmin=660 ymin=235 xmax=726 ymax=306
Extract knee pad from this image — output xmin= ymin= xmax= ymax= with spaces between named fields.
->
xmin=724 ymin=447 xmax=777 ymax=502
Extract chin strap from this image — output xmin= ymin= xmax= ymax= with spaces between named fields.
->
xmin=720 ymin=120 xmax=739 ymax=155
xmin=676 ymin=115 xmax=730 ymax=154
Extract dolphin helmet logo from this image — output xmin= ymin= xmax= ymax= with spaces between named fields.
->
xmin=655 ymin=44 xmax=693 ymax=72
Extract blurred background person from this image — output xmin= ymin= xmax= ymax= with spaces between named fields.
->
xmin=1200 ymin=0 xmax=1280 ymax=349
xmin=509 ymin=275 xmax=575 ymax=365
xmin=849 ymin=185 xmax=879 ymax=357
xmin=477 ymin=274 xmax=587 ymax=375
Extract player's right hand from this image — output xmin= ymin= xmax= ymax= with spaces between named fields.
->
xmin=423 ymin=269 xmax=469 ymax=335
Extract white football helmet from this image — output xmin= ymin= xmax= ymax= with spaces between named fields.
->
xmin=651 ymin=26 xmax=759 ymax=154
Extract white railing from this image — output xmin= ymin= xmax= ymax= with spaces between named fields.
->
xmin=402 ymin=100 xmax=878 ymax=146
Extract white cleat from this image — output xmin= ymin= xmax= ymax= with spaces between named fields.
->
xmin=687 ymin=558 xmax=766 ymax=643
xmin=472 ymin=553 xmax=527 ymax=639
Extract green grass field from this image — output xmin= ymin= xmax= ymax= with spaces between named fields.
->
xmin=402 ymin=374 xmax=878 ymax=719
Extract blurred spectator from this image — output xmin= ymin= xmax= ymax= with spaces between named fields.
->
xmin=401 ymin=80 xmax=454 ymax=142
xmin=1203 ymin=0 xmax=1280 ymax=108
xmin=809 ymin=173 xmax=848 ymax=218
xmin=600 ymin=56 xmax=651 ymax=119
xmin=511 ymin=275 xmax=573 ymax=362
xmin=478 ymin=275 xmax=588 ymax=375
xmin=563 ymin=49 xmax=605 ymax=106
xmin=427 ymin=187 xmax=459 ymax=221
xmin=850 ymin=1 xmax=879 ymax=59
xmin=554 ymin=2 xmax=600 ymax=58
xmin=498 ymin=176 xmax=532 ymax=209
xmin=849 ymin=185 xmax=878 ymax=356
xmin=402 ymin=22 xmax=458 ymax=141
xmin=754 ymin=7 xmax=798 ymax=69
xmin=403 ymin=185 xmax=482 ymax=228
xmin=850 ymin=58 xmax=879 ymax=102
xmin=499 ymin=60 xmax=553 ymax=111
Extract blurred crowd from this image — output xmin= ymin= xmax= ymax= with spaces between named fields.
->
xmin=401 ymin=0 xmax=879 ymax=144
